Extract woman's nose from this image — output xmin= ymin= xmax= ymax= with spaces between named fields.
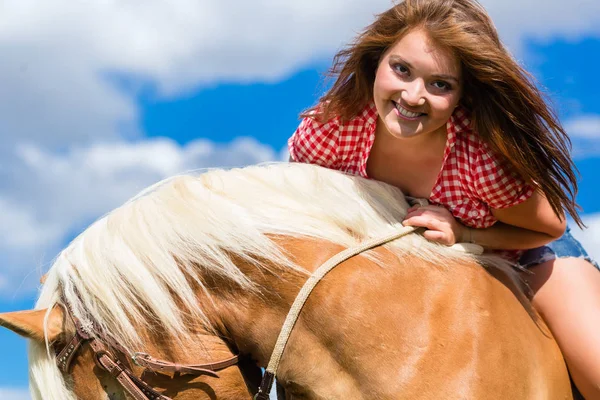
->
xmin=400 ymin=80 xmax=426 ymax=106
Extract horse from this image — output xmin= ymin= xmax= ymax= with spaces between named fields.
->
xmin=0 ymin=162 xmax=573 ymax=399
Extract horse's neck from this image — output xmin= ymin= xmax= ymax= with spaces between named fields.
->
xmin=214 ymin=237 xmax=535 ymax=399
xmin=214 ymin=237 xmax=374 ymax=397
xmin=213 ymin=237 xmax=345 ymax=364
xmin=210 ymin=236 xmax=571 ymax=400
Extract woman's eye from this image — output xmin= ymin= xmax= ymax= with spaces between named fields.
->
xmin=432 ymin=81 xmax=451 ymax=90
xmin=392 ymin=64 xmax=409 ymax=74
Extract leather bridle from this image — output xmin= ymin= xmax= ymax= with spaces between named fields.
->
xmin=55 ymin=307 xmax=239 ymax=400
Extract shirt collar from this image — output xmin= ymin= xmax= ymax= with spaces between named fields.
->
xmin=363 ymin=102 xmax=379 ymax=127
xmin=450 ymin=105 xmax=472 ymax=132
xmin=446 ymin=105 xmax=472 ymax=150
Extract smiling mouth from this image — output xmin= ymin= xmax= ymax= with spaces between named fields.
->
xmin=392 ymin=101 xmax=426 ymax=119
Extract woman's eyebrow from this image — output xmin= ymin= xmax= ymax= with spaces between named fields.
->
xmin=389 ymin=55 xmax=413 ymax=68
xmin=431 ymin=73 xmax=460 ymax=83
xmin=389 ymin=55 xmax=460 ymax=83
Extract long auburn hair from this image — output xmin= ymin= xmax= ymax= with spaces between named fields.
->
xmin=305 ymin=0 xmax=582 ymax=226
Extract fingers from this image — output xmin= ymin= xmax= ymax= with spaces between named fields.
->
xmin=406 ymin=204 xmax=448 ymax=217
xmin=402 ymin=214 xmax=442 ymax=229
xmin=422 ymin=230 xmax=446 ymax=243
xmin=403 ymin=205 xmax=458 ymax=245
xmin=402 ymin=215 xmax=451 ymax=244
xmin=403 ymin=215 xmax=448 ymax=238
xmin=404 ymin=206 xmax=452 ymax=227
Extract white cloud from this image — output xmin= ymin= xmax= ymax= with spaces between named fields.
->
xmin=1 ymin=0 xmax=389 ymax=93
xmin=0 ymin=0 xmax=390 ymax=150
xmin=0 ymin=388 xmax=30 ymax=400
xmin=566 ymin=115 xmax=600 ymax=139
xmin=481 ymin=0 xmax=600 ymax=54
xmin=570 ymin=213 xmax=600 ymax=263
xmin=564 ymin=115 xmax=600 ymax=158
xmin=0 ymin=138 xmax=279 ymax=296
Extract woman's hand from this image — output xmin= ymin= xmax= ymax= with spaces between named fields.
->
xmin=402 ymin=204 xmax=468 ymax=246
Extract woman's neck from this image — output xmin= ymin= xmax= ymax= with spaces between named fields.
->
xmin=374 ymin=120 xmax=448 ymax=158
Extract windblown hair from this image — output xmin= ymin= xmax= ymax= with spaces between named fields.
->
xmin=28 ymin=163 xmax=506 ymax=399
xmin=306 ymin=0 xmax=581 ymax=225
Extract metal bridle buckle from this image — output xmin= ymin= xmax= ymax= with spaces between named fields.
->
xmin=254 ymin=392 xmax=271 ymax=400
xmin=132 ymin=352 xmax=149 ymax=367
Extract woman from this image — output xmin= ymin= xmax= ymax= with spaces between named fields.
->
xmin=288 ymin=0 xmax=600 ymax=397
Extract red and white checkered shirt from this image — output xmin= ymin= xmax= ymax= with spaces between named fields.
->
xmin=288 ymin=102 xmax=534 ymax=232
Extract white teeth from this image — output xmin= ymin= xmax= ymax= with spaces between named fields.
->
xmin=395 ymin=104 xmax=422 ymax=118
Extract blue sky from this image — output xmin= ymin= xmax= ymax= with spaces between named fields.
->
xmin=0 ymin=1 xmax=599 ymax=398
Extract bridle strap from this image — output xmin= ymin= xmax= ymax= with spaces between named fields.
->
xmin=133 ymin=352 xmax=239 ymax=377
xmin=55 ymin=309 xmax=240 ymax=400
xmin=56 ymin=330 xmax=86 ymax=373
xmin=90 ymin=339 xmax=168 ymax=400
xmin=254 ymin=227 xmax=420 ymax=399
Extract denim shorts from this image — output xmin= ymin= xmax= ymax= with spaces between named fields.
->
xmin=518 ymin=226 xmax=600 ymax=270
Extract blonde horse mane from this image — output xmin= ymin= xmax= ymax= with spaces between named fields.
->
xmin=29 ymin=162 xmax=513 ymax=399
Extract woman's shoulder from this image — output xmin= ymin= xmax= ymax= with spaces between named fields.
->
xmin=288 ymin=103 xmax=377 ymax=166
xmin=302 ymin=102 xmax=377 ymax=134
xmin=450 ymin=109 xmax=534 ymax=209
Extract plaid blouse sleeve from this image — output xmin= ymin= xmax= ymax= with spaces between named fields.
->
xmin=288 ymin=116 xmax=339 ymax=168
xmin=472 ymin=142 xmax=535 ymax=209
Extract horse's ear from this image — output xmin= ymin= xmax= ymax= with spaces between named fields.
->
xmin=0 ymin=307 xmax=64 ymax=342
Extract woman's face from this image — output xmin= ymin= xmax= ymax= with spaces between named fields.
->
xmin=373 ymin=28 xmax=462 ymax=140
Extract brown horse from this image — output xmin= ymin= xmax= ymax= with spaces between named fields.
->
xmin=0 ymin=163 xmax=573 ymax=399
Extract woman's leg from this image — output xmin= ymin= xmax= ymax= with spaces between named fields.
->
xmin=528 ymin=257 xmax=600 ymax=400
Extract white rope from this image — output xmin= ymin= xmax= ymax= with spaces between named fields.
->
xmin=265 ymin=225 xmax=419 ymax=375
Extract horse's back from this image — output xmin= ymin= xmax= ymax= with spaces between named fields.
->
xmin=292 ymin=244 xmax=572 ymax=399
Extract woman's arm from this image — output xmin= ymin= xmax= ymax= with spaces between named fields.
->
xmin=470 ymin=190 xmax=566 ymax=249
xmin=402 ymin=191 xmax=566 ymax=250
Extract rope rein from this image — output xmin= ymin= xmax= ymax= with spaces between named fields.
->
xmin=254 ymin=225 xmax=420 ymax=399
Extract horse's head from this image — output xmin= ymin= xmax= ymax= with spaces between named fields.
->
xmin=0 ymin=305 xmax=261 ymax=400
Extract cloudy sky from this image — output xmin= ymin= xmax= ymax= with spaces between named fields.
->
xmin=0 ymin=0 xmax=599 ymax=398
